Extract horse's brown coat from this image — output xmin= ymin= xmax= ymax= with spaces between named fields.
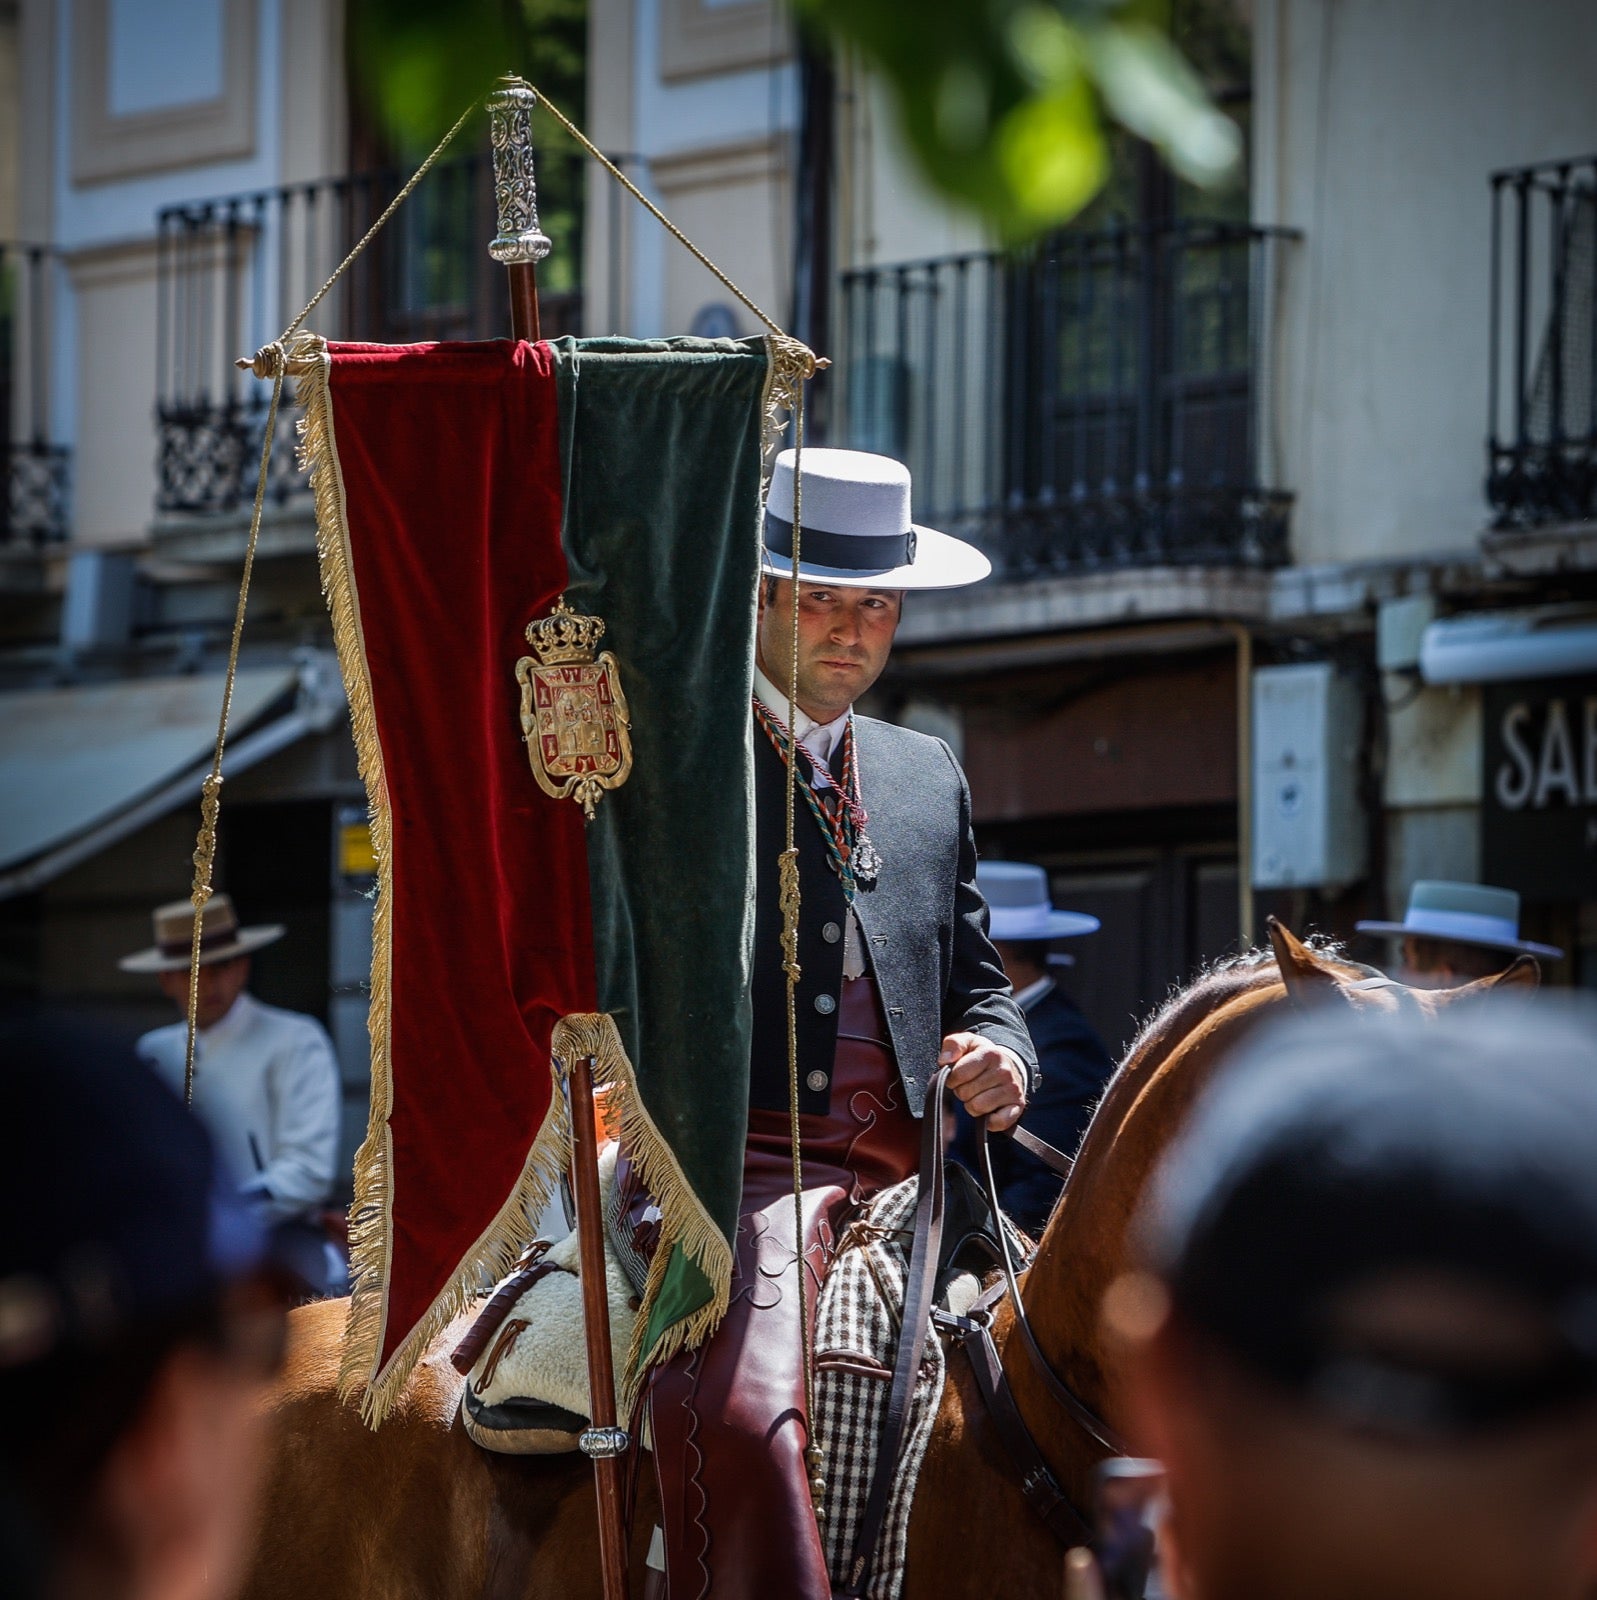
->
xmin=240 ymin=933 xmax=1532 ymax=1598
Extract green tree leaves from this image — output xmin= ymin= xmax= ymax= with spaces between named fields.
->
xmin=797 ymin=0 xmax=1239 ymax=240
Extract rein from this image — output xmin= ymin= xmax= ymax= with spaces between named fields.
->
xmin=836 ymin=1084 xmax=1124 ymax=1595
xmin=975 ymin=1121 xmax=1128 ymax=1459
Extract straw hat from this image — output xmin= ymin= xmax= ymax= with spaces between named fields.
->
xmin=1356 ymin=880 xmax=1562 ymax=960
xmin=762 ymin=448 xmax=991 ymax=590
xmin=118 ymin=893 xmax=285 ymax=973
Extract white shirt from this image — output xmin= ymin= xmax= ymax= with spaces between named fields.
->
xmin=1012 ymin=975 xmax=1054 ymax=1013
xmin=138 ymin=991 xmax=341 ymax=1224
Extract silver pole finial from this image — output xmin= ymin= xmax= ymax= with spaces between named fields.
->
xmin=487 ymin=75 xmax=553 ymax=265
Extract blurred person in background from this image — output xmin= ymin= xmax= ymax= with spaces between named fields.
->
xmin=1357 ymin=880 xmax=1561 ymax=987
xmin=120 ymin=894 xmax=344 ymax=1297
xmin=952 ymin=861 xmax=1113 ymax=1236
xmin=1108 ymin=999 xmax=1597 ymax=1600
xmin=0 ymin=1008 xmax=285 ymax=1600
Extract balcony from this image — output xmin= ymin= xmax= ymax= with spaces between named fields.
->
xmin=155 ymin=149 xmax=590 ymax=520
xmin=1 ymin=243 xmax=70 ymax=553
xmin=836 ymin=220 xmax=1296 ymax=577
xmin=1488 ymin=155 xmax=1597 ymax=530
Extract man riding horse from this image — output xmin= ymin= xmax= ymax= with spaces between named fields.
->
xmin=617 ymin=446 xmax=1036 ymax=1597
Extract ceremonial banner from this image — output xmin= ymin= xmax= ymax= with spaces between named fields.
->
xmin=297 ymin=333 xmax=774 ymax=1422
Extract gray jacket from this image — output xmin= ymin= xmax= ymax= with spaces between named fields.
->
xmin=749 ymin=713 xmax=1037 ymax=1117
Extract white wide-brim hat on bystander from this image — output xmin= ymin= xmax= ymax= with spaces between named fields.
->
xmin=977 ymin=861 xmax=1100 ymax=942
xmin=119 ymin=892 xmax=285 ymax=973
xmin=1356 ymin=879 xmax=1562 ymax=960
xmin=762 ymin=447 xmax=991 ymax=590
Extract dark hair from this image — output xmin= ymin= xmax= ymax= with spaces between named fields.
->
xmin=0 ymin=1007 xmax=269 ymax=1592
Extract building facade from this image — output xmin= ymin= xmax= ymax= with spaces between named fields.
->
xmin=583 ymin=0 xmax=1597 ymax=1047
xmin=1 ymin=0 xmax=1594 ymax=1121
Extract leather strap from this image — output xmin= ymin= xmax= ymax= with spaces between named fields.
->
xmin=1007 ymin=1122 xmax=1074 ymax=1178
xmin=838 ymin=1066 xmax=952 ymax=1598
xmin=960 ymin=1316 xmax=1093 ymax=1545
xmin=978 ymin=1124 xmax=1128 ymax=1457
xmin=449 ymin=1241 xmax=555 ymax=1375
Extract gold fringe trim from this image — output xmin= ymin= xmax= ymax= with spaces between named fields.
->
xmin=296 ymin=341 xmax=732 ymax=1426
xmin=551 ymin=1013 xmax=733 ymax=1419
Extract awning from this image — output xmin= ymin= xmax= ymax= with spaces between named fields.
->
xmin=1421 ymin=605 xmax=1597 ymax=685
xmin=0 ymin=654 xmax=347 ymax=898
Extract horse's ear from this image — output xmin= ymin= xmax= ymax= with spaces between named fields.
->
xmin=1438 ymin=953 xmax=1541 ymax=1002
xmin=1268 ymin=916 xmax=1342 ymax=1005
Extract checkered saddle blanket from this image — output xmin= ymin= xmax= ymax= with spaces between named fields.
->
xmin=814 ymin=1175 xmax=1025 ymax=1599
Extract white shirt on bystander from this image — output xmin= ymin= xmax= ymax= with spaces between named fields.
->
xmin=137 ymin=990 xmax=341 ymax=1224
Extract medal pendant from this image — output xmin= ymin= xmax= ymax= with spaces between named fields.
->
xmin=853 ymin=831 xmax=882 ymax=884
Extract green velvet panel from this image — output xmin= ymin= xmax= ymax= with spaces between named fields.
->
xmin=551 ymin=336 xmax=766 ymax=1360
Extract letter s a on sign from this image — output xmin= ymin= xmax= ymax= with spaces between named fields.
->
xmin=1496 ymin=702 xmax=1535 ymax=809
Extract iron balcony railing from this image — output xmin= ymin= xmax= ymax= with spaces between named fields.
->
xmin=837 ymin=220 xmax=1296 ymax=576
xmin=1 ymin=243 xmax=70 ymax=549
xmin=1488 ymin=154 xmax=1597 ymax=529
xmin=156 ymin=149 xmax=593 ymax=517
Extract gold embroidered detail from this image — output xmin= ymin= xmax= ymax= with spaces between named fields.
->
xmin=516 ymin=598 xmax=635 ymax=821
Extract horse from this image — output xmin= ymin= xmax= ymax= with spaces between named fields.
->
xmin=239 ymin=923 xmax=1534 ymax=1598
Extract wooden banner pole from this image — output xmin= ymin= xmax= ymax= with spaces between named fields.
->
xmin=508 ymin=261 xmax=542 ymax=342
xmin=567 ymin=1052 xmax=632 ymax=1600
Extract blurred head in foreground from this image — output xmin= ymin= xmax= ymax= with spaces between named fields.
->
xmin=0 ymin=1009 xmax=285 ymax=1600
xmin=1111 ymin=1000 xmax=1597 ymax=1600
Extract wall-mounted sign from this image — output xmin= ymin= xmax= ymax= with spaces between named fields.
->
xmin=1483 ymin=675 xmax=1597 ymax=900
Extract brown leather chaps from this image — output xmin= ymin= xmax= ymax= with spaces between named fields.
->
xmin=632 ymin=973 xmax=920 ymax=1599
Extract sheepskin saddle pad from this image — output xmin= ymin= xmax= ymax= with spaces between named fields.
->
xmin=459 ymin=1142 xmax=640 ymax=1455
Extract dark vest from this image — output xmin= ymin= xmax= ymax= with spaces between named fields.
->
xmin=748 ymin=728 xmax=853 ymax=1115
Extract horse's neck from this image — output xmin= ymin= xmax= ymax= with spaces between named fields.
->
xmin=1006 ymin=971 xmax=1285 ymax=1435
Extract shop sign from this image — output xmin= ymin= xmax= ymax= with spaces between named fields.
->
xmin=1483 ymin=675 xmax=1597 ymax=899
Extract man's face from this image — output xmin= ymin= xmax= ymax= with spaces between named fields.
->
xmin=1400 ymin=937 xmax=1508 ymax=989
xmin=157 ymin=956 xmax=250 ymax=1031
xmin=755 ymin=579 xmax=903 ymax=723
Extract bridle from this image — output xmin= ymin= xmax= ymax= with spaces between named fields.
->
xmin=974 ymin=1118 xmax=1128 ymax=1460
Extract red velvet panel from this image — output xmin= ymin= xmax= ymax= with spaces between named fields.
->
xmin=327 ymin=339 xmax=594 ymax=1370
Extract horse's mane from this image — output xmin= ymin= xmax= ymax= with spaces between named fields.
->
xmin=1118 ymin=933 xmax=1372 ymax=1074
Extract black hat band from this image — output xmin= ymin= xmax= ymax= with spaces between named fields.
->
xmin=764 ymin=511 xmax=915 ymax=572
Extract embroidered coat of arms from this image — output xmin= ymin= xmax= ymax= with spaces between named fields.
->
xmin=515 ymin=597 xmax=634 ymax=819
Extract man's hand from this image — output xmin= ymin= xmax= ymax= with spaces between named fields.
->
xmin=940 ymin=1032 xmax=1027 ymax=1131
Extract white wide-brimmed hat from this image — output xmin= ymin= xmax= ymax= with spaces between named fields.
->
xmin=762 ymin=447 xmax=991 ymax=590
xmin=1356 ymin=880 xmax=1562 ymax=960
xmin=977 ymin=862 xmax=1100 ymax=942
xmin=119 ymin=893 xmax=285 ymax=973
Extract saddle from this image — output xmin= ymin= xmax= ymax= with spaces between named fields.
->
xmin=453 ymin=1138 xmax=1014 ymax=1461
xmin=453 ymin=1142 xmax=641 ymax=1455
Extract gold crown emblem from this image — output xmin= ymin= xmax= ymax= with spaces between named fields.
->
xmin=525 ymin=596 xmax=606 ymax=665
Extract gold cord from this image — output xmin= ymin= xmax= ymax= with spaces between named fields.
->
xmin=779 ymin=397 xmax=825 ymax=1518
xmin=183 ymin=355 xmax=286 ymax=1103
xmin=533 ymin=89 xmax=792 ymax=342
